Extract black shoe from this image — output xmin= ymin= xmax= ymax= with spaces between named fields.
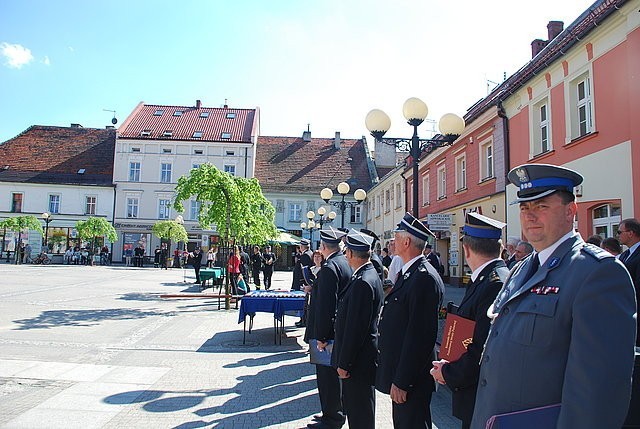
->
xmin=295 ymin=321 xmax=306 ymax=328
xmin=313 ymin=414 xmax=323 ymax=421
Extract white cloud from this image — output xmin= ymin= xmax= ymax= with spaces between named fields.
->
xmin=42 ymin=56 xmax=51 ymax=66
xmin=0 ymin=42 xmax=34 ymax=69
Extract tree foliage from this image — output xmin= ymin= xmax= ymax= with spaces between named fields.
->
xmin=152 ymin=220 xmax=188 ymax=242
xmin=173 ymin=164 xmax=277 ymax=244
xmin=0 ymin=215 xmax=43 ymax=236
xmin=75 ymin=217 xmax=117 ymax=252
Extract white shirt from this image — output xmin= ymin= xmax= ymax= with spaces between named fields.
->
xmin=537 ymin=230 xmax=579 ymax=266
xmin=388 ymin=254 xmax=404 ymax=283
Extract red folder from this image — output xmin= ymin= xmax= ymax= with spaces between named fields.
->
xmin=439 ymin=313 xmax=476 ymax=361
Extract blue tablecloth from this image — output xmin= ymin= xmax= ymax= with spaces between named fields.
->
xmin=238 ymin=291 xmax=305 ymax=323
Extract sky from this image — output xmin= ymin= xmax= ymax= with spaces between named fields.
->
xmin=0 ymin=0 xmax=597 ymax=145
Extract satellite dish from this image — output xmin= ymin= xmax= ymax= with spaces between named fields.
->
xmin=111 ymin=117 xmax=118 ymax=125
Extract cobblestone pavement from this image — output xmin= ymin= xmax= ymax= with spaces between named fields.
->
xmin=0 ymin=263 xmax=466 ymax=428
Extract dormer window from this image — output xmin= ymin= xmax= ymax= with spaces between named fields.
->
xmin=131 ymin=147 xmax=141 ymax=152
xmin=194 ymin=149 xmax=204 ymax=155
xmin=163 ymin=130 xmax=173 ymax=137
xmin=140 ymin=130 xmax=151 ymax=137
xmin=163 ymin=148 xmax=172 ymax=153
xmin=192 ymin=131 xmax=203 ymax=138
xmin=199 ymin=112 xmax=209 ymax=118
xmin=173 ymin=110 xmax=183 ymax=117
xmin=221 ymin=132 xmax=232 ymax=140
xmin=226 ymin=112 xmax=236 ymax=119
xmin=77 ymin=169 xmax=85 ymax=174
xmin=226 ymin=150 xmax=235 ymax=156
xmin=153 ymin=110 xmax=164 ymax=116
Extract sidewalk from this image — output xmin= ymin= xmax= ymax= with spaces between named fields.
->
xmin=0 ymin=265 xmax=464 ymax=428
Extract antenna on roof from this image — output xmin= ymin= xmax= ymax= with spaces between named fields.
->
xmin=103 ymin=109 xmax=117 ymax=125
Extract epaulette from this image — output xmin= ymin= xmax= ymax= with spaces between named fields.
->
xmin=418 ymin=264 xmax=427 ymax=272
xmin=489 ymin=270 xmax=501 ymax=283
xmin=581 ymin=243 xmax=613 ymax=261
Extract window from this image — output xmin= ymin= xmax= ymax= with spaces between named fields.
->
xmin=276 ymin=200 xmax=285 ymax=213
xmin=224 ymin=164 xmax=236 ymax=176
xmin=160 ymin=163 xmax=172 ymax=183
xmin=11 ymin=193 xmax=23 ymax=212
xmin=437 ymin=165 xmax=446 ymax=199
xmin=480 ymin=140 xmax=494 ymax=180
xmin=221 ymin=132 xmax=232 ymax=140
xmin=173 ymin=110 xmax=183 ymax=116
xmin=162 ymin=130 xmax=173 ymax=137
xmin=289 ymin=203 xmax=302 ymax=222
xmin=390 ymin=187 xmax=395 ymax=209
xmin=49 ymin=195 xmax=60 ymax=214
xmin=226 ymin=112 xmax=236 ymax=119
xmin=192 ymin=131 xmax=203 ymax=138
xmin=455 ymin=155 xmax=466 ymax=191
xmin=350 ymin=205 xmax=362 ymax=224
xmin=396 ymin=183 xmax=402 ymax=208
xmin=367 ymin=201 xmax=372 ymax=220
xmin=140 ymin=130 xmax=151 ymax=137
xmin=131 ymin=147 xmax=141 ymax=152
xmin=422 ymin=174 xmax=430 ymax=206
xmin=385 ymin=190 xmax=390 ymax=213
xmin=194 ymin=149 xmax=203 ymax=155
xmin=126 ymin=198 xmax=139 ymax=218
xmin=129 ymin=162 xmax=141 ymax=182
xmin=199 ymin=112 xmax=209 ymax=118
xmin=226 ymin=150 xmax=235 ymax=156
xmin=570 ymin=73 xmax=593 ymax=140
xmin=162 ymin=148 xmax=172 ymax=153
xmin=307 ymin=200 xmax=315 ymax=212
xmin=158 ymin=199 xmax=171 ymax=219
xmin=85 ymin=196 xmax=96 ymax=215
xmin=592 ymin=203 xmax=621 ymax=238
xmin=532 ymin=99 xmax=550 ymax=156
xmin=192 ymin=163 xmax=201 ymax=170
xmin=189 ymin=200 xmax=201 ymax=221
xmin=153 ymin=109 xmax=164 ymax=116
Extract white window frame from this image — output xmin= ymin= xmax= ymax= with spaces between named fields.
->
xmin=422 ymin=174 xmax=430 ymax=206
xmin=350 ymin=205 xmax=362 ymax=224
xmin=158 ymin=199 xmax=171 ymax=220
xmin=437 ymin=165 xmax=446 ymax=199
xmin=48 ymin=194 xmax=61 ymax=214
xmin=531 ymin=97 xmax=551 ymax=156
xmin=568 ymin=71 xmax=594 ymax=141
xmin=190 ymin=200 xmax=201 ymax=221
xmin=395 ymin=183 xmax=402 ymax=208
xmin=289 ymin=203 xmax=301 ymax=222
xmin=160 ymin=163 xmax=172 ymax=183
xmin=126 ymin=197 xmax=139 ymax=218
xmin=385 ymin=189 xmax=390 ymax=213
xmin=479 ymin=139 xmax=494 ymax=181
xmin=85 ymin=196 xmax=96 ymax=215
xmin=592 ymin=203 xmax=621 ymax=238
xmin=129 ymin=161 xmax=141 ymax=182
xmin=224 ymin=164 xmax=236 ymax=176
xmin=455 ymin=154 xmax=466 ymax=192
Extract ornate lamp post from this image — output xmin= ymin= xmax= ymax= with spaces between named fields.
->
xmin=320 ymin=182 xmax=366 ymax=229
xmin=301 ymin=207 xmax=337 ymax=249
xmin=365 ymin=97 xmax=465 ymax=217
xmin=42 ymin=212 xmax=53 ymax=249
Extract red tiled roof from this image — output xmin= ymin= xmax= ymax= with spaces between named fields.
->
xmin=118 ymin=102 xmax=257 ymax=143
xmin=255 ymin=136 xmax=374 ymax=194
xmin=0 ymin=126 xmax=115 ymax=186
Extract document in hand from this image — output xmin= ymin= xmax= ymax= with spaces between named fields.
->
xmin=302 ymin=265 xmax=316 ymax=287
xmin=485 ymin=403 xmax=560 ymax=428
xmin=309 ymin=339 xmax=333 ymax=366
xmin=439 ymin=313 xmax=476 ymax=362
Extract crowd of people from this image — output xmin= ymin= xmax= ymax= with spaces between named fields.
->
xmin=294 ymin=162 xmax=639 ymax=429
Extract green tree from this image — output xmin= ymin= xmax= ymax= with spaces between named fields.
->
xmin=173 ymin=164 xmax=277 ymax=307
xmin=151 ymin=219 xmax=188 ymax=266
xmin=0 ymin=215 xmax=43 ymax=264
xmin=75 ymin=217 xmax=117 ymax=263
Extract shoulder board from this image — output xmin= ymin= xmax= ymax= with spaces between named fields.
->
xmin=581 ymin=243 xmax=613 ymax=261
xmin=417 ymin=264 xmax=427 ymax=272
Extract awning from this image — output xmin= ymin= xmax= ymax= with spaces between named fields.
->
xmin=268 ymin=230 xmax=303 ymax=246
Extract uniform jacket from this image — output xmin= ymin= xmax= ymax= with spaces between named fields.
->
xmin=621 ymin=247 xmax=640 ymax=346
xmin=471 ymin=236 xmax=637 ymax=429
xmin=370 ymin=252 xmax=385 ymax=282
xmin=332 ymin=263 xmax=383 ymax=384
xmin=304 ymin=251 xmax=353 ymax=343
xmin=262 ymin=252 xmax=275 ymax=272
xmin=376 ymin=255 xmax=444 ymax=395
xmin=442 ymin=259 xmax=507 ymax=424
xmin=294 ymin=250 xmax=313 ymax=289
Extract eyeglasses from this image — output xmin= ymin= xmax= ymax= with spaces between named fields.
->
xmin=617 ymin=229 xmax=629 ymax=235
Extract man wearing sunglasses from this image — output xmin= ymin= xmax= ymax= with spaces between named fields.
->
xmin=618 ymin=218 xmax=640 ymax=345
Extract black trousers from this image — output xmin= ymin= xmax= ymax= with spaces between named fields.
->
xmin=342 ymin=377 xmax=375 ymax=429
xmin=263 ymin=269 xmax=273 ymax=290
xmin=252 ymin=267 xmax=261 ymax=286
xmin=193 ymin=266 xmax=201 ymax=282
xmin=391 ymin=382 xmax=432 ymax=429
xmin=316 ymin=364 xmax=345 ymax=428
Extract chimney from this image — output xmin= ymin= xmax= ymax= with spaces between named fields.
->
xmin=196 ymin=99 xmax=201 ymax=109
xmin=223 ymin=98 xmax=228 ymax=109
xmin=334 ymin=131 xmax=341 ymax=150
xmin=547 ymin=21 xmax=564 ymax=40
xmin=531 ymin=39 xmax=548 ymax=58
xmin=302 ymin=130 xmax=311 ymax=142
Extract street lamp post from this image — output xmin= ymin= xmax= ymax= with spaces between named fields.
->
xmin=300 ymin=207 xmax=337 ymax=249
xmin=174 ymin=215 xmax=184 ymax=269
xmin=320 ymin=182 xmax=366 ymax=229
xmin=365 ymin=97 xmax=465 ymax=218
xmin=42 ymin=212 xmax=53 ymax=249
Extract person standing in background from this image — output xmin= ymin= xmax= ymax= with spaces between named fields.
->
xmin=262 ymin=245 xmax=276 ymax=290
xmin=250 ymin=246 xmax=264 ymax=289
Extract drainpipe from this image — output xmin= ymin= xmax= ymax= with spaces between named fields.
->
xmin=244 ymin=147 xmax=249 ymax=178
xmin=497 ymin=101 xmax=510 ymax=180
xmin=111 ymin=184 xmax=117 ymax=262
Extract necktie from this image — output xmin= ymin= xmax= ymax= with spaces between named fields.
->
xmin=620 ymin=249 xmax=630 ymax=263
xmin=522 ymin=253 xmax=540 ymax=284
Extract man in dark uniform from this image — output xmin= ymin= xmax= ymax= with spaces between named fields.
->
xmin=262 ymin=245 xmax=276 ymax=290
xmin=360 ymin=228 xmax=384 ymax=282
xmin=250 ymin=245 xmax=264 ymax=289
xmin=430 ymin=212 xmax=508 ymax=429
xmin=423 ymin=244 xmax=441 ymax=273
xmin=333 ymin=229 xmax=383 ymax=429
xmin=293 ymin=239 xmax=313 ymax=292
xmin=376 ymin=212 xmax=444 ymax=429
xmin=471 ymin=164 xmax=636 ymax=429
xmin=304 ymin=227 xmax=352 ymax=429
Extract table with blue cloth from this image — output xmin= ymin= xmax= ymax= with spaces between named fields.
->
xmin=238 ymin=290 xmax=306 ymax=344
xmin=199 ymin=267 xmax=224 ymax=290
